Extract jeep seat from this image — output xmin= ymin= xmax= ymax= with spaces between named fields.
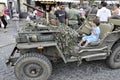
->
xmin=109 ymin=19 xmax=120 ymax=25
xmin=81 ymin=22 xmax=91 ymax=35
xmin=90 ymin=23 xmax=114 ymax=46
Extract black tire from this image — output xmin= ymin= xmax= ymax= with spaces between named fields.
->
xmin=106 ymin=44 xmax=120 ymax=69
xmin=14 ymin=53 xmax=52 ymax=80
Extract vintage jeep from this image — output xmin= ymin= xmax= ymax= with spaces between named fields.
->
xmin=6 ymin=17 xmax=120 ymax=80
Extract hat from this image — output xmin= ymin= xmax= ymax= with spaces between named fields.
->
xmin=92 ymin=3 xmax=97 ymax=6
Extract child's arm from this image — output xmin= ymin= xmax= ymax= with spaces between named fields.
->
xmin=93 ymin=28 xmax=100 ymax=36
xmin=85 ymin=25 xmax=98 ymax=36
xmin=93 ymin=30 xmax=97 ymax=36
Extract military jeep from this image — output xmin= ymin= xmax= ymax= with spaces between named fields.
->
xmin=6 ymin=17 xmax=120 ymax=80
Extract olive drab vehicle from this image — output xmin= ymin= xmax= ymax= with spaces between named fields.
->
xmin=6 ymin=3 xmax=120 ymax=80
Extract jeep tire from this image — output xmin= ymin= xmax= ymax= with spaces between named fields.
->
xmin=14 ymin=53 xmax=52 ymax=80
xmin=107 ymin=44 xmax=120 ymax=69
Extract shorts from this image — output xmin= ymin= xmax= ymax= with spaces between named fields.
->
xmin=83 ymin=36 xmax=98 ymax=43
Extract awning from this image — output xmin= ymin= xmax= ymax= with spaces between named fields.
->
xmin=33 ymin=0 xmax=80 ymax=3
xmin=55 ymin=0 xmax=80 ymax=3
xmin=40 ymin=1 xmax=57 ymax=4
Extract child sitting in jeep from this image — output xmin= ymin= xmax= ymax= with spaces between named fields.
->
xmin=78 ymin=18 xmax=100 ymax=47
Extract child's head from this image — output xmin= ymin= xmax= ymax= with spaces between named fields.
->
xmin=92 ymin=18 xmax=100 ymax=27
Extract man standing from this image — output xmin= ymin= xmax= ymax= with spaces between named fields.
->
xmin=54 ymin=3 xmax=68 ymax=25
xmin=68 ymin=4 xmax=81 ymax=30
xmin=90 ymin=4 xmax=98 ymax=14
xmin=96 ymin=2 xmax=111 ymax=23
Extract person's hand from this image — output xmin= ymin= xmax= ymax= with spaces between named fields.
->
xmin=92 ymin=30 xmax=97 ymax=36
xmin=85 ymin=24 xmax=87 ymax=27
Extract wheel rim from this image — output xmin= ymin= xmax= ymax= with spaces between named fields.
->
xmin=23 ymin=63 xmax=43 ymax=78
xmin=114 ymin=50 xmax=120 ymax=62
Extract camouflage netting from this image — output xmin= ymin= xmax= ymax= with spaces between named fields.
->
xmin=54 ymin=24 xmax=79 ymax=55
xmin=19 ymin=21 xmax=79 ymax=55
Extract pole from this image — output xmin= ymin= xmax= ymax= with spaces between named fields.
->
xmin=7 ymin=0 xmax=13 ymax=18
xmin=80 ymin=0 xmax=83 ymax=7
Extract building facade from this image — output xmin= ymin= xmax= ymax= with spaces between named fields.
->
xmin=7 ymin=0 xmax=35 ymax=18
xmin=0 ymin=0 xmax=7 ymax=12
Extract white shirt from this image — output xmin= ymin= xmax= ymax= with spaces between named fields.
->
xmin=33 ymin=10 xmax=37 ymax=16
xmin=96 ymin=7 xmax=111 ymax=22
xmin=118 ymin=9 xmax=120 ymax=16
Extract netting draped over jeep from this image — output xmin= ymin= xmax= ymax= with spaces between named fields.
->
xmin=54 ymin=24 xmax=79 ymax=55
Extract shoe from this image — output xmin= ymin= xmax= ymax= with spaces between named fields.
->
xmin=79 ymin=46 xmax=85 ymax=48
xmin=3 ymin=29 xmax=7 ymax=33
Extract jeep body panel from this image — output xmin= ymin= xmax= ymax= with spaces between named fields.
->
xmin=17 ymin=42 xmax=67 ymax=63
xmin=97 ymin=30 xmax=120 ymax=49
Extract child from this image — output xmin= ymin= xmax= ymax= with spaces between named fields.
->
xmin=79 ymin=18 xmax=100 ymax=47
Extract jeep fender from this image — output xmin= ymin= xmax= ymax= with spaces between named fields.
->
xmin=17 ymin=42 xmax=67 ymax=63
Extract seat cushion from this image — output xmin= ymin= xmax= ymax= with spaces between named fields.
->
xmin=81 ymin=22 xmax=92 ymax=35
xmin=90 ymin=39 xmax=101 ymax=46
xmin=99 ymin=23 xmax=113 ymax=39
xmin=109 ymin=18 xmax=120 ymax=25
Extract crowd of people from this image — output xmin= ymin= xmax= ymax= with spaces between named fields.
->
xmin=22 ymin=2 xmax=120 ymax=47
xmin=26 ymin=2 xmax=120 ymax=25
xmin=26 ymin=6 xmax=44 ymax=21
xmin=79 ymin=2 xmax=120 ymax=47
xmin=1 ymin=1 xmax=120 ymax=46
xmin=26 ymin=3 xmax=82 ymax=27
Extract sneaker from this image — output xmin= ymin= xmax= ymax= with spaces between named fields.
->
xmin=3 ymin=29 xmax=7 ymax=33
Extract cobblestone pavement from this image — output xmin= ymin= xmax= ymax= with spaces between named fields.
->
xmin=0 ymin=20 xmax=120 ymax=80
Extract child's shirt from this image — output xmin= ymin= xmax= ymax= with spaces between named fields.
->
xmin=90 ymin=26 xmax=100 ymax=41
